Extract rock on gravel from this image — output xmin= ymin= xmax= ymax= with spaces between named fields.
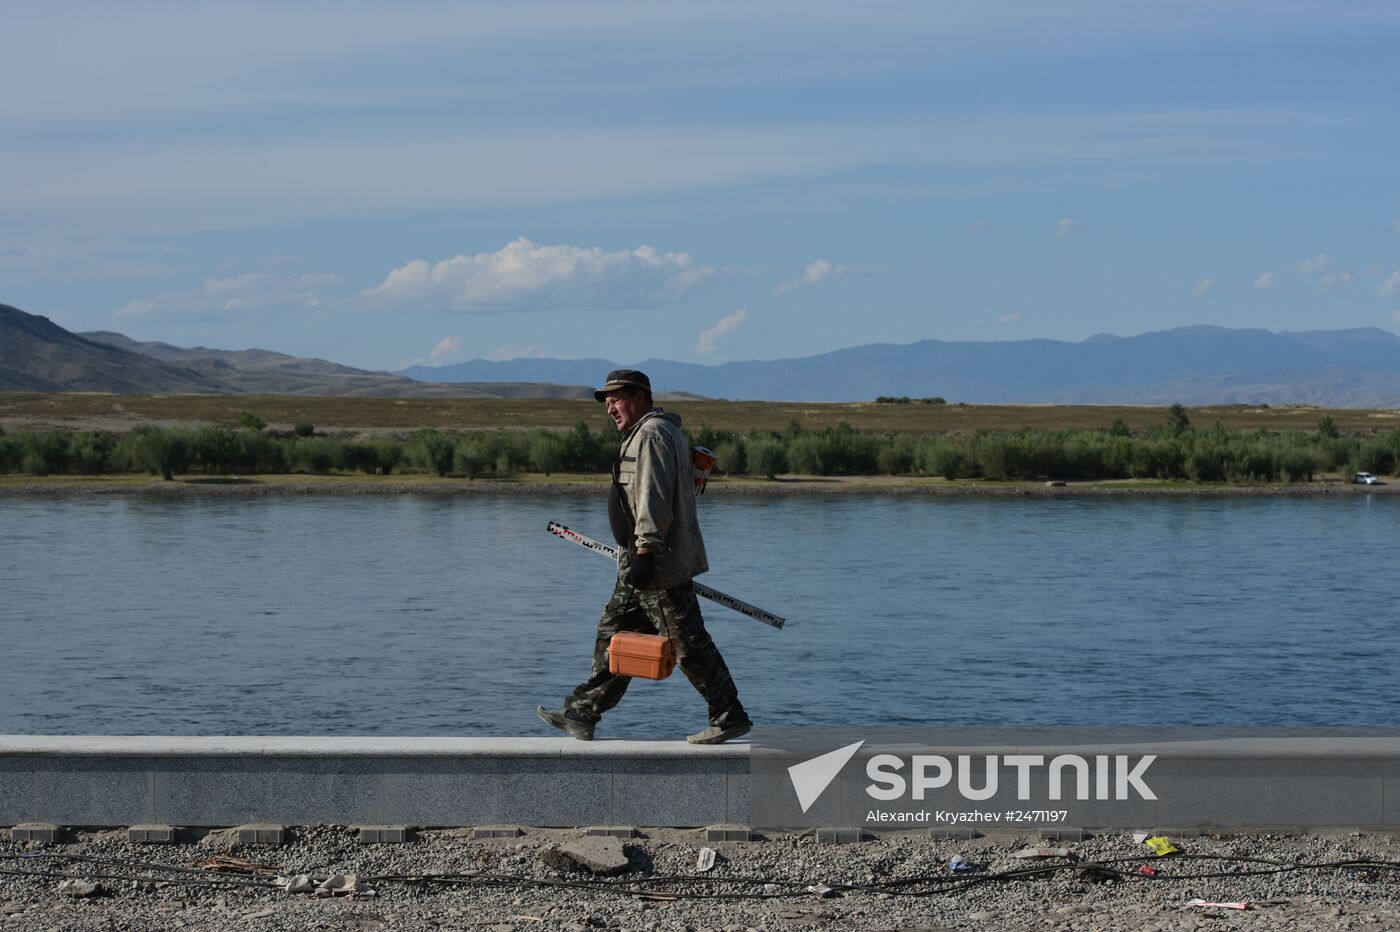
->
xmin=56 ymin=879 xmax=101 ymax=898
xmin=538 ymin=837 xmax=632 ymax=876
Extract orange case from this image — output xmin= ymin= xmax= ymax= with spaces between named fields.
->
xmin=609 ymin=632 xmax=676 ymax=680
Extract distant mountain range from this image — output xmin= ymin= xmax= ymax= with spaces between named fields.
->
xmin=0 ymin=303 xmax=592 ymax=399
xmin=7 ymin=300 xmax=1400 ymax=405
xmin=402 ymin=326 xmax=1400 ymax=406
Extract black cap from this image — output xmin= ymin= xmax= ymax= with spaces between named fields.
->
xmin=593 ymin=369 xmax=652 ymax=402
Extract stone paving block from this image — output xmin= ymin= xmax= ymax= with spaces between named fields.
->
xmin=25 ymin=760 xmax=151 ymax=826
xmin=472 ymin=825 xmax=525 ymax=839
xmin=403 ymin=761 xmax=506 ymax=825
xmin=611 ymin=759 xmax=733 ymax=827
xmin=259 ymin=762 xmax=364 ymax=826
xmin=726 ymin=766 xmax=748 ymax=825
xmin=928 ymin=829 xmax=982 ymax=841
xmin=357 ymin=825 xmax=414 ymax=844
xmin=814 ymin=827 xmax=866 ymax=845
xmin=498 ymin=758 xmax=609 ymax=827
xmin=586 ymin=825 xmax=640 ymax=838
xmin=9 ymin=822 xmax=61 ymax=844
xmin=705 ymin=823 xmax=753 ymax=842
xmin=150 ymin=759 xmax=274 ymax=826
xmin=1269 ymin=761 xmax=1384 ymax=829
xmin=237 ymin=823 xmax=287 ymax=845
xmin=1042 ymin=827 xmax=1091 ymax=843
xmin=128 ymin=824 xmax=178 ymax=844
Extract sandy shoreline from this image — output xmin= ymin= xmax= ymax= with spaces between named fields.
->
xmin=0 ymin=475 xmax=1396 ymax=498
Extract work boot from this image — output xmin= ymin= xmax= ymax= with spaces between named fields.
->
xmin=687 ymin=721 xmax=752 ymax=745
xmin=536 ymin=706 xmax=595 ymax=741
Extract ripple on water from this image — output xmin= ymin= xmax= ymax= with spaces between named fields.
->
xmin=1 ymin=494 xmax=1397 ymax=736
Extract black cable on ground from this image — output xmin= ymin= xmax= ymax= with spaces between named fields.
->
xmin=364 ymin=855 xmax=1400 ymax=901
xmin=0 ymin=867 xmax=275 ymax=890
xmin=0 ymin=852 xmax=281 ymax=890
xmin=7 ymin=851 xmax=1400 ymax=902
xmin=2 ymin=851 xmax=279 ymax=878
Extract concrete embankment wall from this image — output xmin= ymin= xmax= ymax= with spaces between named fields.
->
xmin=8 ymin=735 xmax=1400 ymax=831
xmin=0 ymin=737 xmax=748 ymax=828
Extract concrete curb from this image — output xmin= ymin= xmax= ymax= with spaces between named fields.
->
xmin=11 ymin=735 xmax=1400 ymax=832
xmin=0 ymin=735 xmax=750 ymax=759
xmin=0 ymin=736 xmax=749 ymax=828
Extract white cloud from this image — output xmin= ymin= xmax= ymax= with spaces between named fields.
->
xmin=696 ymin=308 xmax=748 ymax=353
xmin=1378 ymin=272 xmax=1400 ymax=299
xmin=773 ymin=259 xmax=865 ymax=297
xmin=1253 ymin=272 xmax=1278 ymax=290
xmin=359 ymin=237 xmax=714 ymax=312
xmin=429 ymin=336 xmax=465 ymax=362
xmin=996 ymin=313 xmax=1022 ymax=324
xmin=1190 ymin=277 xmax=1215 ymax=297
xmin=397 ymin=335 xmax=471 ymax=369
xmin=1392 ymin=310 xmax=1400 ymax=329
xmin=1054 ymin=217 xmax=1075 ymax=239
xmin=401 ymin=340 xmax=556 ymax=368
xmin=484 ymin=344 xmax=551 ymax=361
xmin=1296 ymin=252 xmax=1331 ymax=274
xmin=1319 ymin=272 xmax=1354 ymax=290
xmin=114 ymin=271 xmax=336 ymax=319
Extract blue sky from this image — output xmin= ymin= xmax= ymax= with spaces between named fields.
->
xmin=3 ymin=1 xmax=1399 ymax=372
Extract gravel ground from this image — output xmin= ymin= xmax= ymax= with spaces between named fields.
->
xmin=5 ymin=827 xmax=1400 ymax=931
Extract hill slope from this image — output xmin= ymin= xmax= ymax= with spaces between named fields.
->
xmin=11 ymin=299 xmax=1400 ymax=405
xmin=402 ymin=325 xmax=1400 ymax=404
xmin=1 ymin=304 xmax=224 ymax=393
xmin=81 ymin=330 xmax=442 ymax=396
xmin=0 ymin=303 xmax=592 ymax=398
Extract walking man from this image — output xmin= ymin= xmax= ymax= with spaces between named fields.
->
xmin=538 ymin=369 xmax=752 ymax=744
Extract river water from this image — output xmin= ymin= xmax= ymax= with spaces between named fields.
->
xmin=2 ymin=494 xmax=1396 ymax=739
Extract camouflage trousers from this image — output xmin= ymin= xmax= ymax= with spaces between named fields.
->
xmin=565 ymin=564 xmax=749 ymax=729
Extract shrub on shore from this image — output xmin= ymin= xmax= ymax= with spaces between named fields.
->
xmin=2 ymin=421 xmax=1398 ymax=484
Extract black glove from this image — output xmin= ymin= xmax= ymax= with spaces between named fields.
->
xmin=627 ymin=551 xmax=656 ymax=588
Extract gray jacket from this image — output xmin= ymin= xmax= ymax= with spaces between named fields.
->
xmin=613 ymin=408 xmax=708 ymax=590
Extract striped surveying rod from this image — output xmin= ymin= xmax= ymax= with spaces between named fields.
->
xmin=546 ymin=521 xmax=786 ymax=630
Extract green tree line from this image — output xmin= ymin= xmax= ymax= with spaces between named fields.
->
xmin=1 ymin=415 xmax=1397 ymax=483
xmin=0 ymin=421 xmax=618 ymax=480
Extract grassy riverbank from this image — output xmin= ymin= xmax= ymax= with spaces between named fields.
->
xmin=3 ymin=393 xmax=1398 ymax=487
xmin=4 ymin=391 xmax=1400 ymax=434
